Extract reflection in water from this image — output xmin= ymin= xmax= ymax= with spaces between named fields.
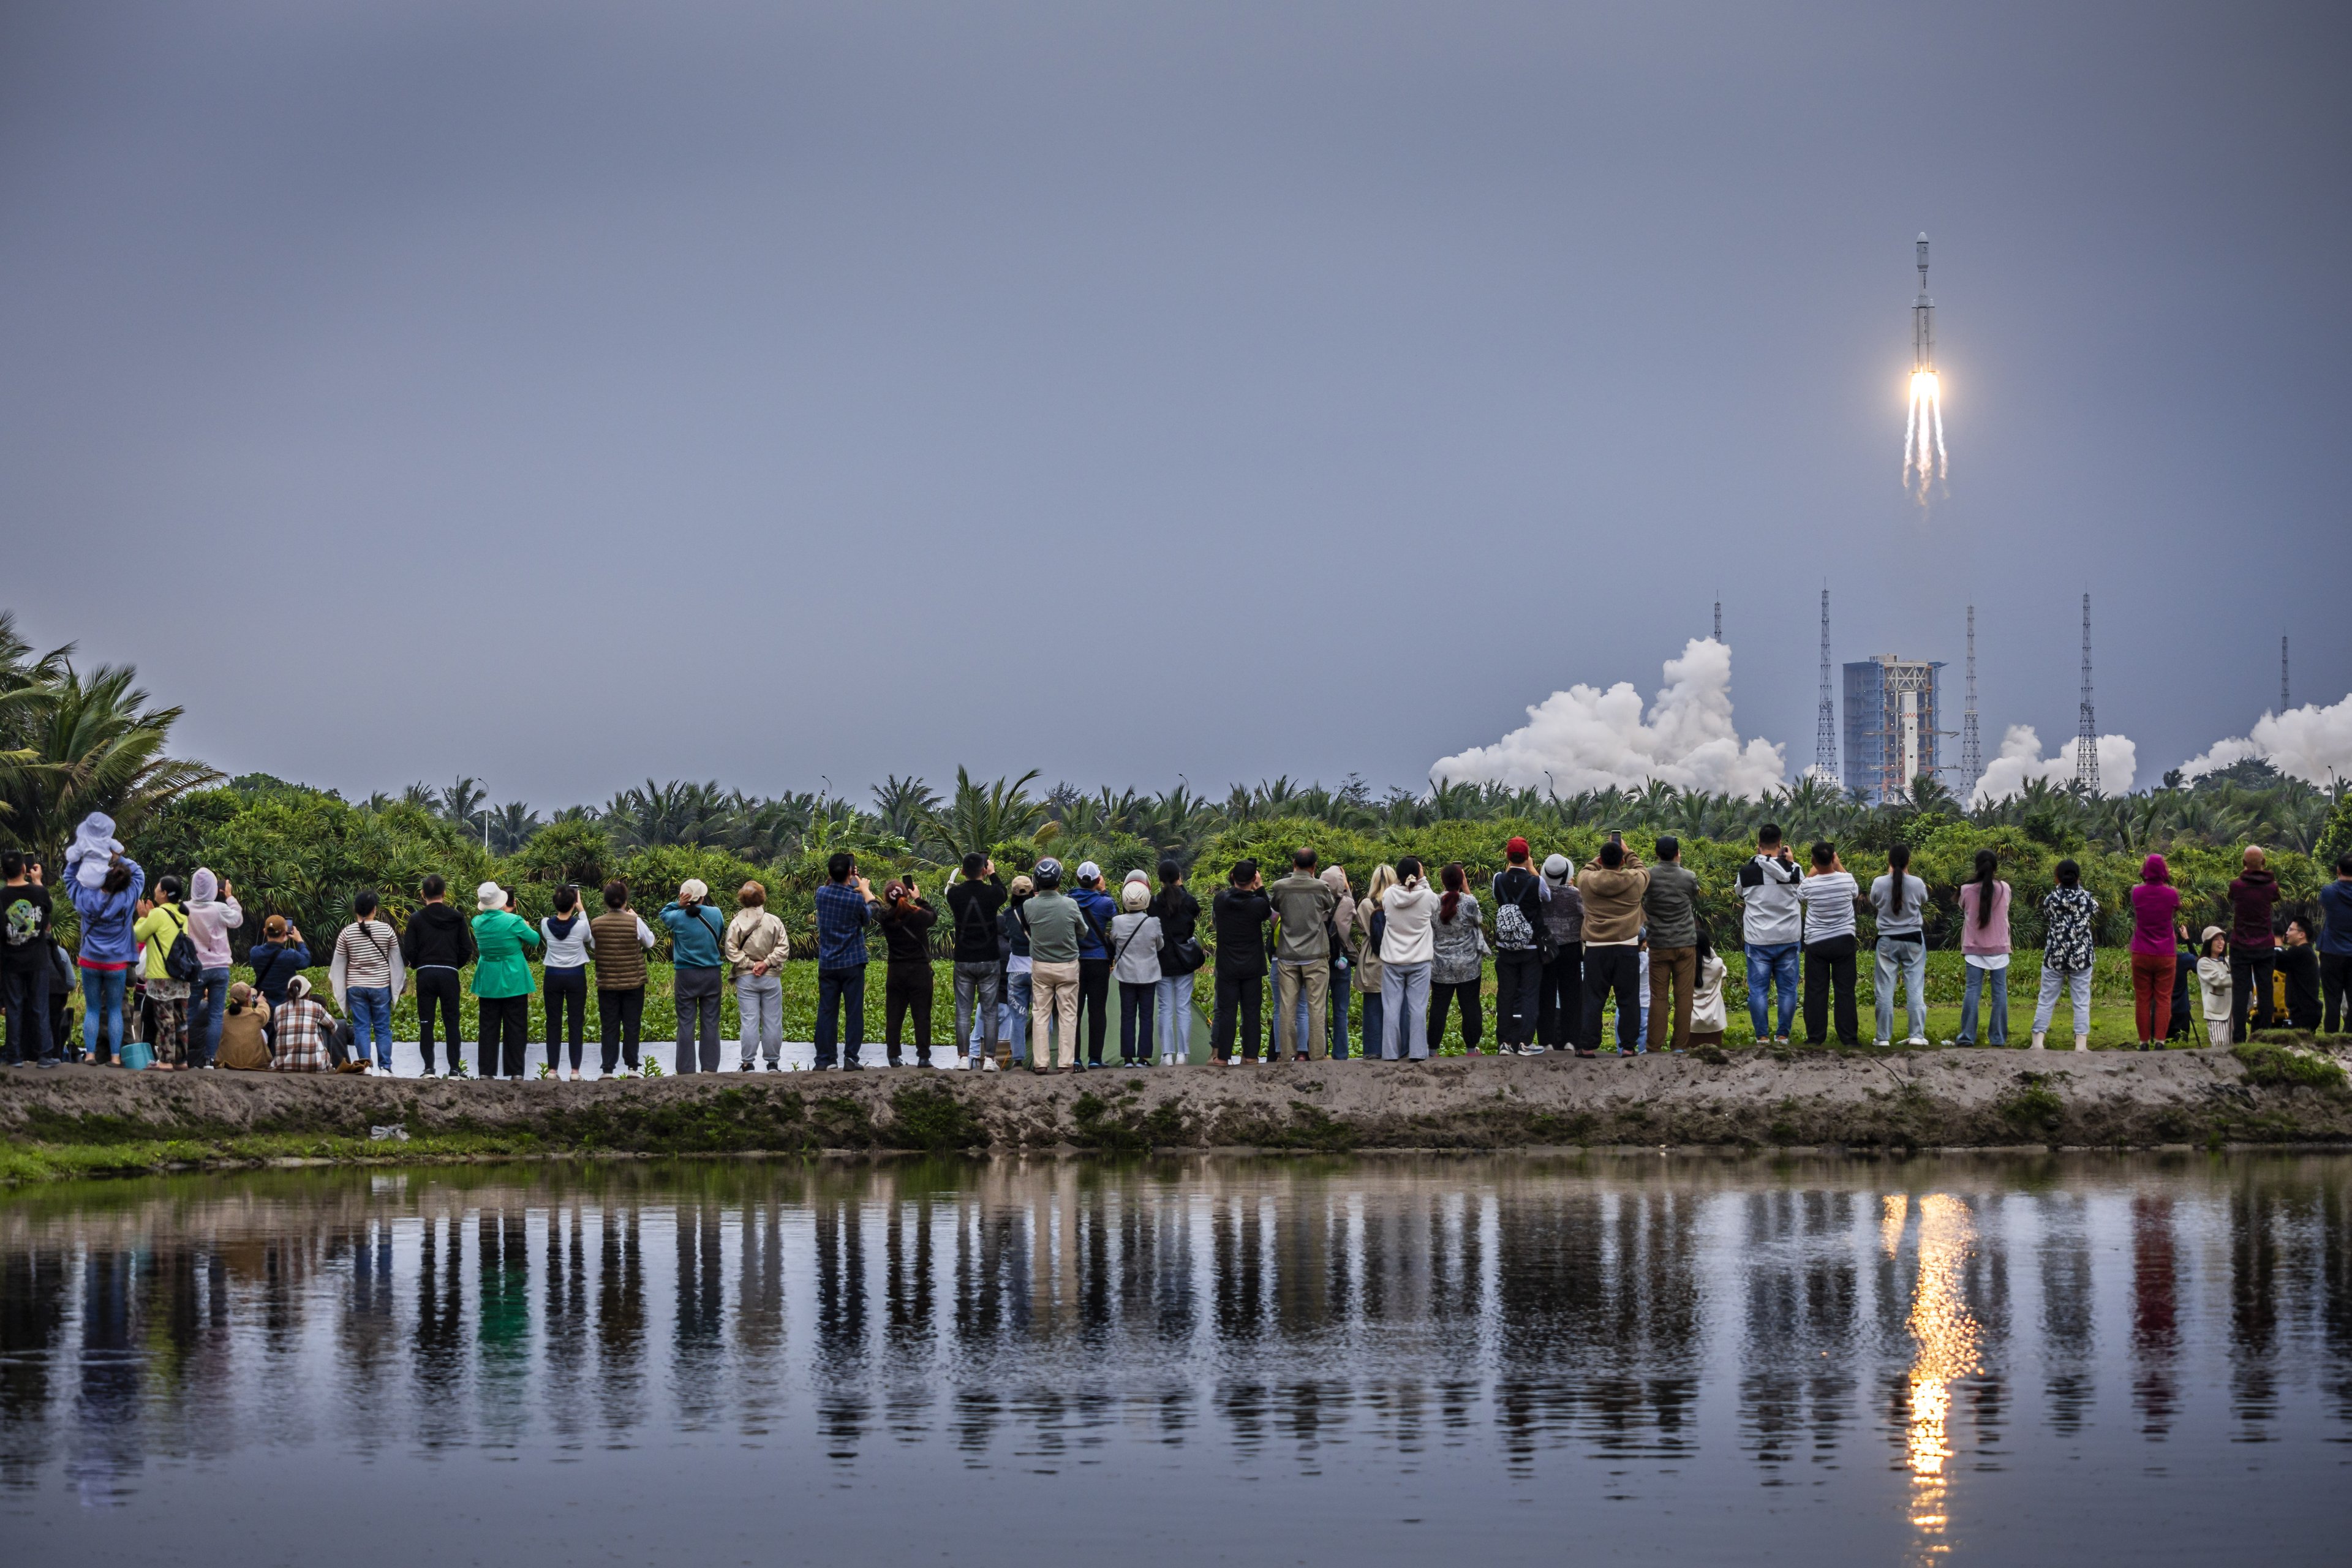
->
xmin=0 ymin=1153 xmax=2348 ymax=1547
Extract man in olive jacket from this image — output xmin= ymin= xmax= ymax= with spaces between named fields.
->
xmin=1266 ymin=848 xmax=1341 ymax=1062
xmin=1641 ymin=835 xmax=1702 ymax=1052
xmin=1020 ymin=859 xmax=1087 ymax=1072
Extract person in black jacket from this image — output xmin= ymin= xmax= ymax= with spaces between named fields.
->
xmin=1490 ymin=837 xmax=1549 ymax=1055
xmin=947 ymin=854 xmax=1007 ymax=1069
xmin=2278 ymin=918 xmax=2322 ymax=1031
xmin=401 ymin=873 xmax=476 ymax=1076
xmin=878 ymin=879 xmax=940 ymax=1066
xmin=2166 ymin=919 xmax=2196 ymax=1042
xmin=1152 ymin=860 xmax=1204 ymax=1065
xmin=1210 ymin=859 xmax=1272 ymax=1063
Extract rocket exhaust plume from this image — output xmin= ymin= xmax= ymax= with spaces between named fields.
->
xmin=1904 ymin=233 xmax=1947 ymax=502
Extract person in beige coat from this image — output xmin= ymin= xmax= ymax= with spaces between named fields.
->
xmin=725 ymin=883 xmax=791 ymax=1071
xmin=1354 ymin=864 xmax=1395 ymax=1060
xmin=1576 ymin=840 xmax=1649 ymax=1055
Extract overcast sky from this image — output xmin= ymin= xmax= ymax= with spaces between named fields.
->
xmin=2 ymin=1 xmax=2343 ymax=810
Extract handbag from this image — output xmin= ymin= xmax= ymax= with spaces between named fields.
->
xmin=120 ymin=1038 xmax=154 ymax=1070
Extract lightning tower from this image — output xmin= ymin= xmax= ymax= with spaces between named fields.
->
xmin=1814 ymin=587 xmax=1837 ymax=780
xmin=1961 ymin=605 xmax=1982 ymax=801
xmin=2075 ymin=593 xmax=2099 ymax=795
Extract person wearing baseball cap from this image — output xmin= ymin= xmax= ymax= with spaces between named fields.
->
xmin=1020 ymin=861 xmax=1087 ymax=1071
xmin=1491 ymin=837 xmax=1550 ymax=1054
xmin=1071 ymin=862 xmax=1117 ymax=1068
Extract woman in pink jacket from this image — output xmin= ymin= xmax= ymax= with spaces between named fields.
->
xmin=2126 ymin=854 xmax=2182 ymax=1049
xmin=1954 ymin=850 xmax=2011 ymax=1047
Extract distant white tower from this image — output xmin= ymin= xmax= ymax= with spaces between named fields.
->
xmin=1960 ymin=605 xmax=1982 ymax=801
xmin=1812 ymin=587 xmax=1838 ymax=781
xmin=2075 ymin=594 xmax=2100 ymax=795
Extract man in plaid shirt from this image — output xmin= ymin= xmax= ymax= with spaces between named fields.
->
xmin=813 ymin=853 xmax=880 ymax=1068
xmin=269 ymin=975 xmax=336 ymax=1072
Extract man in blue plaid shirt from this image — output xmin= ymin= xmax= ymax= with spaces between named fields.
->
xmin=814 ymin=852 xmax=881 ymax=1068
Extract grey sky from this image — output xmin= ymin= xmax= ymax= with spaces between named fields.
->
xmin=3 ymin=1 xmax=2343 ymax=809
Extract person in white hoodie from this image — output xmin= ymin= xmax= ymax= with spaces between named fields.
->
xmin=540 ymin=884 xmax=597 ymax=1079
xmin=183 ymin=867 xmax=242 ymax=1068
xmin=1738 ymin=825 xmax=1803 ymax=1046
xmin=64 ymin=812 xmax=124 ymax=892
xmin=1378 ymin=857 xmax=1442 ymax=1060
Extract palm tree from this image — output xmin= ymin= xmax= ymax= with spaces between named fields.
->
xmin=436 ymin=776 xmax=488 ymax=831
xmin=870 ymin=775 xmax=941 ymax=845
xmin=922 ymin=767 xmax=1049 ymax=859
xmin=486 ymin=801 xmax=543 ymax=854
xmin=0 ymin=661 xmax=220 ymax=871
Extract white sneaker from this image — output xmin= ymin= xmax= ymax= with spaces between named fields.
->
xmin=1903 ymin=1037 xmax=1930 ymax=1047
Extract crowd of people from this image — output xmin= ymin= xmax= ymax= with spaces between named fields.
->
xmin=2 ymin=810 xmax=2348 ymax=1075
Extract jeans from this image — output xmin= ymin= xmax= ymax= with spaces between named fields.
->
xmin=1646 ymin=945 xmax=1697 ymax=1052
xmin=953 ymin=960 xmax=1001 ymax=1061
xmin=544 ymin=967 xmax=587 ymax=1071
xmin=1212 ymin=971 xmax=1264 ymax=1061
xmin=991 ymin=969 xmax=1033 ymax=1063
xmin=1429 ymin=979 xmax=1483 ymax=1052
xmin=2229 ymin=946 xmax=2276 ymax=1041
xmin=1803 ymin=936 xmax=1859 ymax=1045
xmin=347 ymin=985 xmax=394 ymax=1070
xmin=1745 ymin=943 xmax=1800 ymax=1041
xmin=1275 ymin=960 xmax=1329 ymax=1060
xmin=417 ymin=967 xmax=464 ymax=1073
xmin=1874 ymin=938 xmax=1928 ymax=1044
xmin=1030 ymin=960 xmax=1081 ymax=1068
xmin=736 ymin=972 xmax=783 ymax=1066
xmin=1381 ymin=960 xmax=1433 ymax=1060
xmin=1155 ymin=971 xmax=1196 ymax=1061
xmin=1326 ymin=971 xmax=1351 ymax=1058
xmin=1076 ymin=959 xmax=1112 ymax=1066
xmin=597 ymin=986 xmax=644 ymax=1072
xmin=2 ymin=962 xmax=51 ymax=1063
xmin=1494 ymin=951 xmax=1541 ymax=1045
xmin=674 ymin=966 xmax=723 ymax=1072
xmin=479 ymin=993 xmax=531 ymax=1077
xmin=2324 ymin=952 xmax=2352 ymax=1035
xmin=1958 ymin=962 xmax=2010 ymax=1046
xmin=1357 ymin=989 xmax=1384 ymax=1060
xmin=2130 ymin=952 xmax=2175 ymax=1044
xmin=1537 ymin=944 xmax=1583 ymax=1049
xmin=80 ymin=965 xmax=127 ymax=1062
xmin=816 ymin=965 xmax=866 ymax=1068
xmin=2035 ymin=963 xmax=2093 ymax=1037
xmin=189 ymin=967 xmax=231 ymax=1066
xmin=1118 ymin=981 xmax=1156 ymax=1062
xmin=884 ymin=966 xmax=933 ymax=1063
xmin=1582 ymin=945 xmax=1642 ymax=1053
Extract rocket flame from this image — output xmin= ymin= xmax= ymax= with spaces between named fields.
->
xmin=1904 ymin=370 xmax=1947 ymax=502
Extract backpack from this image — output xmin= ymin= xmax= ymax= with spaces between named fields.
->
xmin=159 ymin=907 xmax=203 ymax=982
xmin=1494 ymin=901 xmax=1536 ymax=951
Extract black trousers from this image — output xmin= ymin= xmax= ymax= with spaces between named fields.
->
xmin=479 ymin=994 xmax=531 ymax=1079
xmin=1 ymin=962 xmax=51 ymax=1064
xmin=1582 ymin=944 xmax=1643 ymax=1052
xmin=598 ymin=986 xmax=644 ymax=1072
xmin=2230 ymin=946 xmax=2277 ymax=1041
xmin=1430 ymin=979 xmax=1484 ymax=1051
xmin=416 ymin=968 xmax=465 ymax=1073
xmin=1118 ymin=980 xmax=1156 ymax=1061
xmin=2324 ymin=952 xmax=2352 ymax=1035
xmin=885 ymin=966 xmax=933 ymax=1062
xmin=1537 ymin=943 xmax=1583 ymax=1049
xmin=1803 ymin=936 xmax=1860 ymax=1046
xmin=1076 ymin=958 xmax=1112 ymax=1065
xmin=1212 ymin=971 xmax=1264 ymax=1061
xmin=1494 ymin=951 xmax=1542 ymax=1045
xmin=545 ymin=968 xmax=587 ymax=1071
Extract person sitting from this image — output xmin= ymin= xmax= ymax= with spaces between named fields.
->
xmin=266 ymin=975 xmax=334 ymax=1072
xmin=216 ymin=981 xmax=274 ymax=1070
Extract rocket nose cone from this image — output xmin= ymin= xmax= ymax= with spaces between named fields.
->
xmin=1917 ymin=232 xmax=1928 ymax=241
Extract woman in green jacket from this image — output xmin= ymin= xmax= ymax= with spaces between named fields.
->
xmin=471 ymin=881 xmax=541 ymax=1080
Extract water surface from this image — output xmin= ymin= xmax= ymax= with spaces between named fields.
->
xmin=2 ymin=1155 xmax=2346 ymax=1565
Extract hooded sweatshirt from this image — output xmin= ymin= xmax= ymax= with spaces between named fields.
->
xmin=2127 ymin=856 xmax=2183 ymax=956
xmin=66 ymin=813 xmax=124 ymax=892
xmin=2228 ymin=870 xmax=2280 ymax=949
xmin=540 ymin=911 xmax=595 ymax=971
xmin=402 ymin=900 xmax=476 ymax=970
xmin=1321 ymin=868 xmax=1356 ymax=942
xmin=1379 ymin=877 xmax=1443 ymax=965
xmin=68 ymin=856 xmax=145 ymax=966
xmin=184 ymin=869 xmax=242 ymax=970
xmin=1737 ymin=853 xmax=1804 ymax=946
xmin=1072 ymin=884 xmax=1116 ymax=961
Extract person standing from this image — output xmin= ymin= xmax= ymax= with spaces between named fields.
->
xmin=1536 ymin=854 xmax=1585 ymax=1052
xmin=402 ymin=875 xmax=474 ymax=1077
xmin=1738 ymin=826 xmax=1803 ymax=1046
xmin=2168 ymin=919 xmax=2198 ymax=1043
xmin=1 ymin=851 xmax=55 ymax=1066
xmin=993 ymin=874 xmax=1036 ymax=1070
xmin=1320 ymin=865 xmax=1356 ymax=1058
xmin=1869 ymin=844 xmax=1931 ymax=1049
xmin=1110 ymin=880 xmax=1164 ymax=1066
xmin=470 ymin=883 xmax=541 ymax=1079
xmin=1796 ymin=843 xmax=1861 ymax=1046
xmin=725 ymin=882 xmax=790 ymax=1073
xmin=69 ymin=855 xmax=143 ymax=1066
xmin=1428 ymin=863 xmax=1488 ymax=1055
xmin=590 ymin=880 xmax=656 ymax=1076
xmin=814 ymin=853 xmax=880 ymax=1070
xmin=1152 ymin=861 xmax=1203 ymax=1066
xmin=183 ymin=868 xmax=241 ymax=1068
xmin=948 ymin=854 xmax=1007 ymax=1071
xmin=535 ymin=886 xmax=594 ymax=1079
xmin=658 ymin=879 xmax=728 ymax=1074
xmin=1953 ymin=850 xmax=2013 ymax=1047
xmin=1642 ymin=837 xmax=1701 ymax=1054
xmin=2226 ymin=846 xmax=2283 ymax=1042
xmin=1379 ymin=858 xmax=1442 ymax=1060
xmin=1071 ymin=862 xmax=1117 ymax=1069
xmin=2277 ymin=918 xmax=2322 ymax=1031
xmin=330 ymin=891 xmax=405 ymax=1074
xmin=2125 ymin=854 xmax=2182 ymax=1050
xmin=132 ymin=878 xmax=191 ymax=1070
xmin=1490 ymin=838 xmax=1548 ymax=1055
xmin=1210 ymin=859 xmax=1273 ymax=1064
xmin=1022 ymin=858 xmax=1085 ymax=1072
xmin=1267 ymin=848 xmax=1340 ymax=1063
xmin=1353 ymin=865 xmax=1395 ymax=1061
xmin=2032 ymin=859 xmax=2099 ymax=1052
xmin=248 ymin=916 xmax=311 ymax=1011
xmin=878 ymin=878 xmax=940 ymax=1067
xmin=1576 ymin=840 xmax=1648 ymax=1057
xmin=2195 ymin=925 xmax=2234 ymax=1047
xmin=2320 ymin=854 xmax=2352 ymax=1035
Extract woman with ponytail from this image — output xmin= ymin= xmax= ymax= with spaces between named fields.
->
xmin=1954 ymin=848 xmax=2011 ymax=1047
xmin=1868 ymin=843 xmax=1930 ymax=1047
xmin=1427 ymin=863 xmax=1488 ymax=1055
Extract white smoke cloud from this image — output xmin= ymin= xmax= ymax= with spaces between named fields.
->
xmin=2177 ymin=692 xmax=2352 ymax=785
xmin=1430 ymin=638 xmax=1787 ymax=799
xmin=1970 ymin=724 xmax=2139 ymax=807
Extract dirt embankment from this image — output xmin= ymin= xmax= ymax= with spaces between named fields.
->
xmin=4 ymin=1042 xmax=2349 ymax=1161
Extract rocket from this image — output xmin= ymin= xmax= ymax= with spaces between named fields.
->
xmin=1912 ymin=233 xmax=1934 ymax=374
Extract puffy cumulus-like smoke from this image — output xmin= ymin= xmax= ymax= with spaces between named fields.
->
xmin=2178 ymin=692 xmax=2352 ymax=785
xmin=1430 ymin=638 xmax=1787 ymax=798
xmin=1970 ymin=725 xmax=2139 ymax=807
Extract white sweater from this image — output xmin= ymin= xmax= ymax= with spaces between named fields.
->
xmin=1109 ymin=911 xmax=1163 ymax=983
xmin=541 ymin=915 xmax=597 ymax=970
xmin=1380 ymin=881 xmax=1442 ymax=965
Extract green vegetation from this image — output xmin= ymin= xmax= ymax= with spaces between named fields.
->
xmin=2231 ymin=1039 xmax=2350 ymax=1093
